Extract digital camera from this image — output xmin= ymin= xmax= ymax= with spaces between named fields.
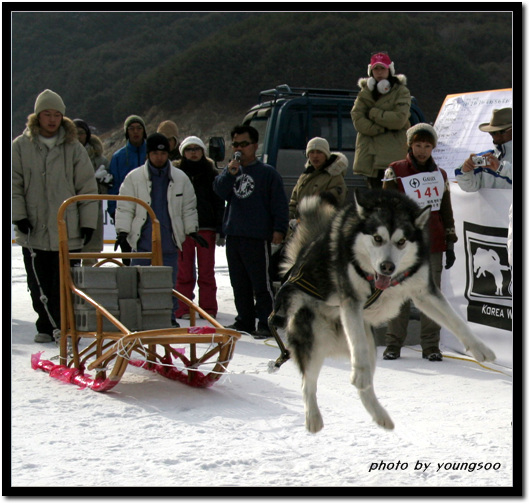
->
xmin=472 ymin=155 xmax=487 ymax=167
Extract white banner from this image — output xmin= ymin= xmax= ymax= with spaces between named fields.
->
xmin=432 ymin=89 xmax=512 ymax=180
xmin=440 ymin=185 xmax=513 ymax=368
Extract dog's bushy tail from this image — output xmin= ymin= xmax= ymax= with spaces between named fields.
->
xmin=280 ymin=195 xmax=337 ymax=276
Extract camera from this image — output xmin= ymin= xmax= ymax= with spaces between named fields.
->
xmin=472 ymin=155 xmax=487 ymax=167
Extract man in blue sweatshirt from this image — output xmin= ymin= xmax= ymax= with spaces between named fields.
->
xmin=107 ymin=115 xmax=147 ymax=222
xmin=214 ymin=125 xmax=289 ymax=338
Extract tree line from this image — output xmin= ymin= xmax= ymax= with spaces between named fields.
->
xmin=11 ymin=10 xmax=514 ymax=137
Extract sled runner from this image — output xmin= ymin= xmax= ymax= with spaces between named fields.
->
xmin=32 ymin=195 xmax=240 ymax=391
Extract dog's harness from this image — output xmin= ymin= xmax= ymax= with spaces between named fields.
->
xmin=268 ymin=262 xmax=414 ymax=370
xmin=285 ymin=263 xmax=412 ymax=308
xmin=284 ymin=264 xmax=324 ymax=300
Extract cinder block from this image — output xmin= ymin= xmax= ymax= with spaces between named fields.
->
xmin=73 ymin=288 xmax=119 ymax=311
xmin=137 ymin=266 xmax=173 ymax=289
xmin=74 ymin=307 xmax=121 ymax=332
xmin=138 ymin=288 xmax=173 ymax=311
xmin=117 ymin=267 xmax=138 ymax=299
xmin=119 ymin=299 xmax=142 ymax=332
xmin=140 ymin=309 xmax=173 ymax=330
xmin=71 ymin=266 xmax=117 ymax=289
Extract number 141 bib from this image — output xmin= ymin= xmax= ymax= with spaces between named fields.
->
xmin=401 ymin=171 xmax=444 ymax=211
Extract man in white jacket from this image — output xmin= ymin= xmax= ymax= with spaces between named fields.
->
xmin=115 ymin=133 xmax=207 ymax=326
xmin=455 ymin=108 xmax=512 ymax=191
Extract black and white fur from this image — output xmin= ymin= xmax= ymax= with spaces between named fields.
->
xmin=271 ymin=190 xmax=496 ymax=433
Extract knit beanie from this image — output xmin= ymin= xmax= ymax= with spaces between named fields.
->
xmin=124 ymin=115 xmax=147 ymax=140
xmin=73 ymin=118 xmax=91 ymax=144
xmin=157 ymin=120 xmax=179 ymax=143
xmin=179 ymin=136 xmax=207 ymax=155
xmin=406 ymin=123 xmax=438 ymax=148
xmin=306 ymin=137 xmax=331 ymax=159
xmin=146 ymin=133 xmax=170 ymax=153
xmin=34 ymin=89 xmax=66 ymax=115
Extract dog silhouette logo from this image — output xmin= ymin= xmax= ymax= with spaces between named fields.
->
xmin=472 ymin=246 xmax=511 ymax=297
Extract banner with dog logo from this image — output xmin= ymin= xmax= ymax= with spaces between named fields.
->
xmin=440 ymin=186 xmax=512 ymax=368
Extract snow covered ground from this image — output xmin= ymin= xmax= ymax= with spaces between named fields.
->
xmin=9 ymin=244 xmax=514 ymax=493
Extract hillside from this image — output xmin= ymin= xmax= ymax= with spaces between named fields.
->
xmin=11 ymin=10 xmax=514 ymax=158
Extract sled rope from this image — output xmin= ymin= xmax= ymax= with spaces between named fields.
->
xmin=405 ymin=346 xmax=511 ymax=376
xmin=112 ymin=333 xmax=236 ymax=376
xmin=26 ymin=230 xmax=61 ymax=342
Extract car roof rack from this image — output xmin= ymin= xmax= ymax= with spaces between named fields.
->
xmin=259 ymin=84 xmax=358 ymax=103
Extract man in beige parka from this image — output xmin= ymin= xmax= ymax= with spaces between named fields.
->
xmin=12 ymin=89 xmax=98 ymax=343
xmin=351 ymin=52 xmax=411 ymax=189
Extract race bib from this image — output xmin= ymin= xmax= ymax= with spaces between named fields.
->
xmin=401 ymin=171 xmax=444 ymax=211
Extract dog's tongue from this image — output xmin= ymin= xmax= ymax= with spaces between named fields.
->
xmin=375 ymin=274 xmax=392 ymax=290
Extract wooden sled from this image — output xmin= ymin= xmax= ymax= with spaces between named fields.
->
xmin=33 ymin=194 xmax=240 ymax=391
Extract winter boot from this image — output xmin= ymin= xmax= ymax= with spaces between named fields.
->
xmin=383 ymin=345 xmax=401 ymax=360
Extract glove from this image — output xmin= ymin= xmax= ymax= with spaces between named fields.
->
xmin=14 ymin=218 xmax=32 ymax=234
xmin=216 ymin=233 xmax=225 ymax=247
xmin=114 ymin=232 xmax=131 ymax=265
xmin=114 ymin=232 xmax=131 ymax=251
xmin=81 ymin=227 xmax=94 ymax=245
xmin=94 ymin=165 xmax=108 ymax=181
xmin=189 ymin=232 xmax=209 ymax=248
xmin=445 ymin=248 xmax=456 ymax=269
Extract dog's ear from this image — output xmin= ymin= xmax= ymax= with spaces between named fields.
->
xmin=353 ymin=189 xmax=365 ymax=218
xmin=415 ymin=206 xmax=431 ymax=229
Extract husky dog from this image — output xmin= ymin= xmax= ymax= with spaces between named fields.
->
xmin=270 ymin=190 xmax=496 ymax=433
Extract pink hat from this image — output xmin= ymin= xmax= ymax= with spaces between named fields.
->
xmin=367 ymin=52 xmax=395 ymax=76
xmin=370 ymin=52 xmax=392 ymax=68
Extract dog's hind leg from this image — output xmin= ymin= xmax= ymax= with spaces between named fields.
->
xmin=340 ymin=301 xmax=394 ymax=430
xmin=412 ymin=290 xmax=496 ymax=362
xmin=302 ymin=350 xmax=326 ymax=433
xmin=287 ymin=305 xmax=326 ymax=433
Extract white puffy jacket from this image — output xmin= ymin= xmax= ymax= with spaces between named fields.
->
xmin=115 ymin=161 xmax=198 ymax=250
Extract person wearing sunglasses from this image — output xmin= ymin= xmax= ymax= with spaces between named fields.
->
xmin=456 ymin=107 xmax=512 ymax=191
xmin=213 ymin=125 xmax=289 ymax=339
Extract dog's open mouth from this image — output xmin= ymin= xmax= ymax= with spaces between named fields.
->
xmin=375 ymin=273 xmax=392 ymax=290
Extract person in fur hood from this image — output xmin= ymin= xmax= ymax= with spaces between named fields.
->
xmin=12 ymin=89 xmax=98 ymax=343
xmin=74 ymin=118 xmax=111 ymax=263
xmin=288 ymin=137 xmax=348 ymax=221
xmin=351 ymin=52 xmax=412 ymax=188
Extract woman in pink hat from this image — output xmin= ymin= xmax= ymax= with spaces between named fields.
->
xmin=351 ymin=52 xmax=412 ymax=189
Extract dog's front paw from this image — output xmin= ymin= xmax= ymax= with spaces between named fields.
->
xmin=351 ymin=367 xmax=371 ymax=390
xmin=305 ymin=411 xmax=324 ymax=433
xmin=468 ymin=342 xmax=496 ymax=362
xmin=374 ymin=410 xmax=395 ymax=430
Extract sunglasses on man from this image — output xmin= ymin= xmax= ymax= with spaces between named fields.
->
xmin=489 ymin=128 xmax=512 ymax=137
xmin=231 ymin=141 xmax=255 ymax=148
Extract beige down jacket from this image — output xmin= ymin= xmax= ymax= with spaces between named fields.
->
xmin=12 ymin=115 xmax=98 ymax=251
xmin=288 ymin=152 xmax=348 ymax=219
xmin=115 ymin=161 xmax=199 ymax=250
xmin=351 ymin=75 xmax=411 ymax=178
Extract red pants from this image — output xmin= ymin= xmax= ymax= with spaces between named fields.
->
xmin=175 ymin=230 xmax=218 ymax=317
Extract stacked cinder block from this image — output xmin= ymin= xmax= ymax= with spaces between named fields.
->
xmin=72 ymin=266 xmax=174 ymax=332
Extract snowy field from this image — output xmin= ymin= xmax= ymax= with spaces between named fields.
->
xmin=9 ymin=244 xmax=515 ymax=494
